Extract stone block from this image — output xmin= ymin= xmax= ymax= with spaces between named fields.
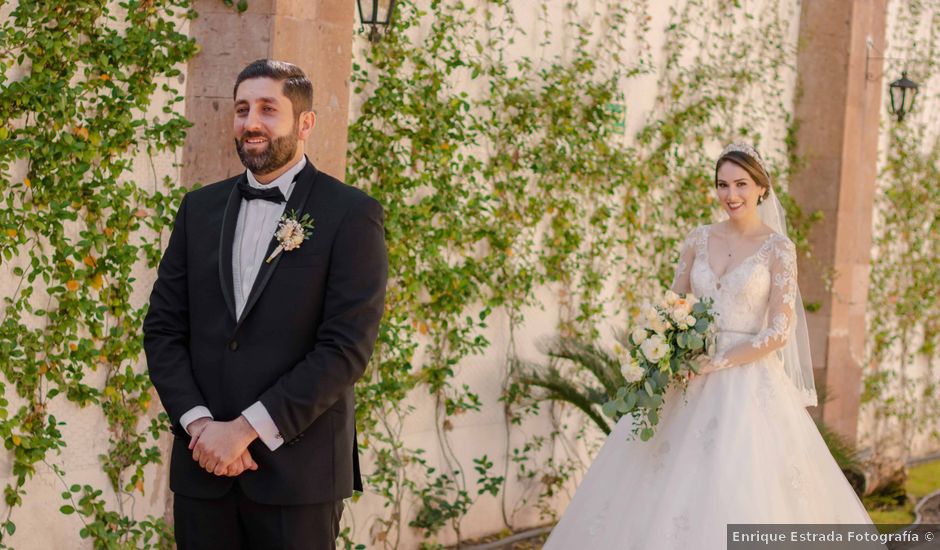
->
xmin=182 ymin=97 xmax=243 ymax=186
xmin=188 ymin=12 xmax=274 ymax=98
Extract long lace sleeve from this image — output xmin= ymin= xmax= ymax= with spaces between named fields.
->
xmin=670 ymin=227 xmax=701 ymax=294
xmin=712 ymin=237 xmax=798 ymax=369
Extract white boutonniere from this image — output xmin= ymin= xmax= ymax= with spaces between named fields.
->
xmin=265 ymin=209 xmax=315 ymax=263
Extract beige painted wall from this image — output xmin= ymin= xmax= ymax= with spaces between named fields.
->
xmin=1 ymin=0 xmax=938 ymax=548
xmin=856 ymin=0 xmax=940 ymax=465
xmin=342 ymin=1 xmax=807 ymax=547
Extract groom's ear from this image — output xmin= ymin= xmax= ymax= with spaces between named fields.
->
xmin=297 ymin=110 xmax=316 ymax=140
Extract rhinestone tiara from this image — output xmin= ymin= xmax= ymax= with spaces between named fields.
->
xmin=720 ymin=142 xmax=768 ymax=176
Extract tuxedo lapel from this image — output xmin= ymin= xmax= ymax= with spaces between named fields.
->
xmin=217 ymin=176 xmax=243 ymax=322
xmin=236 ymin=161 xmax=320 ymax=328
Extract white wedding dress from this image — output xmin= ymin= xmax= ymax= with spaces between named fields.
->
xmin=543 ymin=224 xmax=872 ymax=550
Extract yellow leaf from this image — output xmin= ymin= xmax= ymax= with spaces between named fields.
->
xmin=23 ymin=178 xmax=30 ymax=188
xmin=90 ymin=273 xmax=103 ymax=290
xmin=11 ymin=436 xmax=21 ymax=447
xmin=66 ymin=280 xmax=79 ymax=292
xmin=5 ymin=229 xmax=16 ymax=238
xmin=83 ymin=255 xmax=96 ymax=268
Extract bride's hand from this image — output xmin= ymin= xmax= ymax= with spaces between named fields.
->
xmin=690 ymin=355 xmax=721 ymax=378
xmin=687 ymin=355 xmax=709 ymax=379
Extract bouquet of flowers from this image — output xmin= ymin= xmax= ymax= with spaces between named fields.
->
xmin=602 ymin=290 xmax=718 ymax=441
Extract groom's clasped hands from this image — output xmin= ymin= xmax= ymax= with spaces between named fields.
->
xmin=187 ymin=417 xmax=260 ymax=477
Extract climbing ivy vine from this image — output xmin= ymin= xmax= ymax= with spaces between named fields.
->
xmin=346 ymin=0 xmax=806 ymax=547
xmin=863 ymin=0 xmax=940 ymax=474
xmin=0 ymin=0 xmax=197 ymax=547
xmin=0 ymin=0 xmax=872 ymax=548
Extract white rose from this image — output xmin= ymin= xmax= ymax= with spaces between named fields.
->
xmin=686 ymin=293 xmax=699 ymax=305
xmin=664 ymin=290 xmax=679 ymax=306
xmin=685 ymin=315 xmax=697 ymax=327
xmin=640 ymin=334 xmax=667 ymax=363
xmin=631 ymin=327 xmax=648 ymax=345
xmin=621 ymin=361 xmax=644 ymax=383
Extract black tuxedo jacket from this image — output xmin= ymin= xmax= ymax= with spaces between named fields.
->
xmin=143 ymin=161 xmax=387 ymax=505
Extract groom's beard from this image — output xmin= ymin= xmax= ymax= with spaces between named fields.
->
xmin=235 ymin=130 xmax=298 ymax=176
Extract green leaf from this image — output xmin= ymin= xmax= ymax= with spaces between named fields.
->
xmin=60 ymin=505 xmax=74 ymax=515
xmin=695 ymin=318 xmax=709 ymax=333
xmin=624 ymin=392 xmax=638 ymax=411
xmin=616 ymin=396 xmax=634 ymax=413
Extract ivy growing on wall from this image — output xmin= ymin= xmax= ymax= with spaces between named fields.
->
xmin=0 ymin=0 xmax=197 ymax=547
xmin=0 ymin=0 xmax=838 ymax=548
xmin=347 ymin=0 xmax=805 ymax=547
xmin=863 ymin=0 xmax=940 ymax=472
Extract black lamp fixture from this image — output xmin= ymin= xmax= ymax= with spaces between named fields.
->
xmin=357 ymin=0 xmax=397 ymax=43
xmin=888 ymin=71 xmax=919 ymax=122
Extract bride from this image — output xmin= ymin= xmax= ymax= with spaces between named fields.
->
xmin=542 ymin=143 xmax=873 ymax=549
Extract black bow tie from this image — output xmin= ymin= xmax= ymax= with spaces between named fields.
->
xmin=238 ymin=179 xmax=286 ymax=204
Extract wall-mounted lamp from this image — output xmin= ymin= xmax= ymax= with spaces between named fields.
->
xmin=888 ymin=72 xmax=919 ymax=122
xmin=865 ymin=37 xmax=925 ymax=123
xmin=357 ymin=0 xmax=397 ymax=43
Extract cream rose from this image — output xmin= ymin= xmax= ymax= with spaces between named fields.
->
xmin=621 ymin=360 xmax=644 ymax=383
xmin=640 ymin=334 xmax=668 ymax=363
xmin=651 ymin=316 xmax=668 ymax=334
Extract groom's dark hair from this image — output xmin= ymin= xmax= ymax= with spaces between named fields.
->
xmin=233 ymin=59 xmax=314 ymax=118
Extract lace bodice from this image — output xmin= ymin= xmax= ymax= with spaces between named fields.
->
xmin=671 ymin=224 xmax=798 ymax=366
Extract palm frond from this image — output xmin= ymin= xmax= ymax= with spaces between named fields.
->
xmin=515 ymin=360 xmax=612 ymax=435
xmin=815 ymin=419 xmax=862 ymax=473
xmin=541 ymin=336 xmax=625 ymax=397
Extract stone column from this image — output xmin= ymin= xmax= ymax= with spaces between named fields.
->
xmin=791 ymin=0 xmax=888 ymax=443
xmin=181 ymin=0 xmax=356 ymax=186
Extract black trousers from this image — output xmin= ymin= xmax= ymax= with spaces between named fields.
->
xmin=173 ymin=483 xmax=344 ymax=550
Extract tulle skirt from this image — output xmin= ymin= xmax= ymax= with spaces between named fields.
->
xmin=543 ymin=356 xmax=872 ymax=550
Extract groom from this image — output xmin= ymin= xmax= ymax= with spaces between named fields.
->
xmin=144 ymin=59 xmax=387 ymax=549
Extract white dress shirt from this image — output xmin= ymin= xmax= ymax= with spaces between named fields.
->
xmin=179 ymin=156 xmax=306 ymax=451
